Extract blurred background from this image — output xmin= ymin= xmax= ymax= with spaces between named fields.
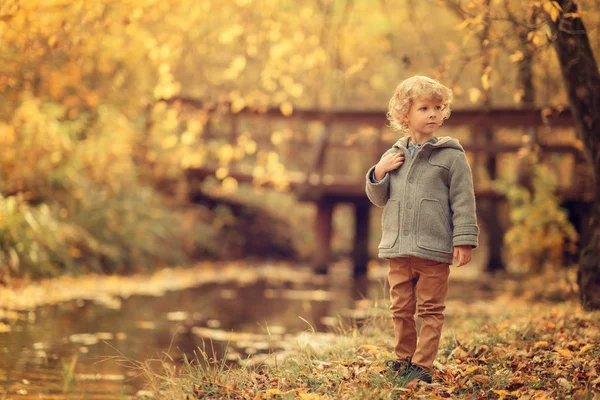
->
xmin=0 ymin=0 xmax=598 ymax=398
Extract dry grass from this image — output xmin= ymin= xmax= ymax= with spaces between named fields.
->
xmin=132 ymin=291 xmax=600 ymax=399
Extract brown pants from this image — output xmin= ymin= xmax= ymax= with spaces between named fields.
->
xmin=388 ymin=256 xmax=450 ymax=369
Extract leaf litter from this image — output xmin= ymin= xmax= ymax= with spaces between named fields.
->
xmin=143 ymin=289 xmax=600 ymax=399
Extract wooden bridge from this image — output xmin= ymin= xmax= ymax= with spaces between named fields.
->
xmin=178 ymin=98 xmax=593 ymax=276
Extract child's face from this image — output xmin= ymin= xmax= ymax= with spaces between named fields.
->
xmin=403 ymin=97 xmax=443 ymax=137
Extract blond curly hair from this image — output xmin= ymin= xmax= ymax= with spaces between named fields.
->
xmin=386 ymin=76 xmax=453 ymax=134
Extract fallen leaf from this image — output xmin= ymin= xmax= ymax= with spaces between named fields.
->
xmin=557 ymin=377 xmax=573 ymax=390
xmin=472 ymin=374 xmax=490 ymax=385
xmin=491 ymin=389 xmax=511 ymax=397
xmin=555 ymin=348 xmax=572 ymax=356
xmin=358 ymin=344 xmax=381 ymax=353
xmin=578 ymin=344 xmax=594 ymax=355
xmin=464 ymin=366 xmax=479 ymax=374
xmin=450 ymin=346 xmax=470 ymax=360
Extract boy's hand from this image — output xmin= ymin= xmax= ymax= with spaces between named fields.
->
xmin=374 ymin=152 xmax=404 ymax=181
xmin=453 ymin=245 xmax=472 ymax=267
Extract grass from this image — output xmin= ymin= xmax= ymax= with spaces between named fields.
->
xmin=127 ymin=293 xmax=600 ymax=399
xmin=61 ymin=354 xmax=78 ymax=394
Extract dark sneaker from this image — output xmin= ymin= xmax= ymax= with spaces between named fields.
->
xmin=385 ymin=357 xmax=411 ymax=375
xmin=406 ymin=363 xmax=433 ymax=383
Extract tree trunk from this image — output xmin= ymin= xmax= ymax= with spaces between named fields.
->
xmin=478 ymin=0 xmax=506 ymax=273
xmin=548 ymin=0 xmax=600 ymax=310
xmin=515 ymin=23 xmax=538 ymax=192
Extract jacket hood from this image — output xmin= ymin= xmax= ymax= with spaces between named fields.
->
xmin=392 ymin=136 xmax=465 ymax=152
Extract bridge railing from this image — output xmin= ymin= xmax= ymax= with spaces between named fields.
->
xmin=173 ymin=98 xmax=591 ymax=274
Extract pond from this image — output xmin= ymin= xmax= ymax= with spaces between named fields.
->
xmin=0 ymin=261 xmax=496 ymax=398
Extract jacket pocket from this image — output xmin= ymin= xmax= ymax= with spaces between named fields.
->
xmin=416 ymin=198 xmax=452 ymax=254
xmin=379 ymin=199 xmax=399 ymax=249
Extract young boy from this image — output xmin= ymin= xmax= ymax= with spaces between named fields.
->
xmin=365 ymin=75 xmax=479 ymax=383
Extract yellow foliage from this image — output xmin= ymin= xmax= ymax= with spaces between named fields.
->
xmin=221 ymin=176 xmax=238 ymax=193
xmin=481 ymin=67 xmax=491 ymax=91
xmin=494 ymin=165 xmax=578 ymax=273
xmin=543 ymin=0 xmax=563 ymax=22
xmin=215 ymin=167 xmax=229 ymax=180
xmin=468 ymin=87 xmax=481 ymax=104
xmin=0 ymin=0 xmax=595 ymax=280
xmin=231 ymin=97 xmax=246 ymax=113
xmin=509 ymin=51 xmax=524 ymax=63
xmin=280 ymin=102 xmax=293 ymax=117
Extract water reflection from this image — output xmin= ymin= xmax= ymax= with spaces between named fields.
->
xmin=0 ymin=263 xmax=388 ymax=398
xmin=0 ymin=262 xmax=498 ymax=398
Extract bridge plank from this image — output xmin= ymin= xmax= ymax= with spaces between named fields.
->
xmin=168 ymin=97 xmax=574 ymax=128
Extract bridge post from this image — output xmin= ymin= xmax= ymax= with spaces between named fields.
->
xmin=473 ymin=125 xmax=505 ymax=272
xmin=353 ymin=201 xmax=371 ymax=278
xmin=314 ymin=198 xmax=334 ymax=274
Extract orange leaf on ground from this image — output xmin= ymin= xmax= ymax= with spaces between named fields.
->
xmin=578 ymin=344 xmax=594 ymax=355
xmin=471 ymin=374 xmax=490 ymax=385
xmin=555 ymin=348 xmax=572 ymax=356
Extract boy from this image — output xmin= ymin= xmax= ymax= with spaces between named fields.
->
xmin=365 ymin=75 xmax=479 ymax=383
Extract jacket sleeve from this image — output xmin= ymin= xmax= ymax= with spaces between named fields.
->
xmin=448 ymin=152 xmax=479 ymax=248
xmin=365 ymin=148 xmax=395 ymax=208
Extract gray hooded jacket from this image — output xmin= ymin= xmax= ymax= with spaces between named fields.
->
xmin=365 ymin=136 xmax=479 ymax=264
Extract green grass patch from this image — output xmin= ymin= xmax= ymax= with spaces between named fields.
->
xmin=132 ymin=298 xmax=600 ymax=399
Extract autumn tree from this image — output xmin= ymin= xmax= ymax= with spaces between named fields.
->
xmin=1 ymin=0 xmax=598 ymax=285
xmin=547 ymin=0 xmax=600 ymax=310
xmin=0 ymin=0 xmax=190 ymax=278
